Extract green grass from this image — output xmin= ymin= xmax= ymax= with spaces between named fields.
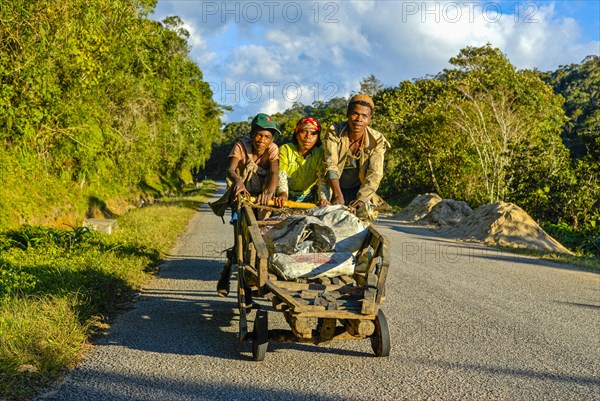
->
xmin=545 ymin=254 xmax=600 ymax=271
xmin=0 ymin=182 xmax=215 ymax=401
xmin=491 ymin=245 xmax=600 ymax=271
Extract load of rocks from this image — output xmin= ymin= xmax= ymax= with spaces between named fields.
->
xmin=392 ymin=194 xmax=572 ymax=254
xmin=392 ymin=193 xmax=442 ymax=222
xmin=425 ymin=199 xmax=473 ymax=226
xmin=392 ymin=194 xmax=472 ymax=226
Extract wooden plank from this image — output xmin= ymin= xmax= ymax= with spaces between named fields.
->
xmin=235 ymin=224 xmax=243 ymax=264
xmin=243 ymin=264 xmax=258 ymax=279
xmin=318 ymin=277 xmax=332 ymax=285
xmin=318 ymin=318 xmax=337 ymax=342
xmin=245 ymin=220 xmax=269 ymax=258
xmin=335 ymin=299 xmax=363 ymax=308
xmin=356 ymin=230 xmax=372 ymax=260
xmin=375 ymin=230 xmax=391 ymax=304
xmin=242 ymin=205 xmax=254 ymax=227
xmin=245 ymin=221 xmax=269 ymax=287
xmin=361 ymin=273 xmax=378 ymax=315
xmin=293 ymin=309 xmax=376 ymax=319
xmin=366 ymin=244 xmax=381 ymax=274
xmin=354 ymin=274 xmax=367 ymax=287
xmin=300 ymin=289 xmax=339 ymax=299
xmin=247 ymin=242 xmax=256 ymax=269
xmin=274 ymin=281 xmax=342 ymax=292
xmin=265 ymin=280 xmax=307 ymax=312
xmin=368 ymin=224 xmax=387 ymax=244
xmin=343 ymin=319 xmax=375 ymax=337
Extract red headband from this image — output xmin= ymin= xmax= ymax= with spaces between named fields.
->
xmin=295 ymin=117 xmax=321 ymax=134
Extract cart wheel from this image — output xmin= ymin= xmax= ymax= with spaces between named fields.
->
xmin=252 ymin=309 xmax=268 ymax=361
xmin=371 ymin=309 xmax=390 ymax=357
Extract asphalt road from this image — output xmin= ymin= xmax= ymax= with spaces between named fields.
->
xmin=43 ymin=182 xmax=599 ymax=401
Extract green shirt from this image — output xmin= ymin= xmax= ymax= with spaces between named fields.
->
xmin=277 ymin=143 xmax=325 ymax=201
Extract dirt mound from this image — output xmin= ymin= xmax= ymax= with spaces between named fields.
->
xmin=425 ymin=199 xmax=473 ymax=226
xmin=445 ymin=201 xmax=573 ymax=254
xmin=393 ymin=193 xmax=442 ymax=222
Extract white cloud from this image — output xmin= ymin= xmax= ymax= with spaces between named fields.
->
xmin=226 ymin=44 xmax=282 ymax=81
xmin=153 ymin=0 xmax=599 ymax=122
xmin=179 ymin=17 xmax=218 ymax=67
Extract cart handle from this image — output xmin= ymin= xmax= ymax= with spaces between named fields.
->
xmin=248 ymin=197 xmax=317 ymax=209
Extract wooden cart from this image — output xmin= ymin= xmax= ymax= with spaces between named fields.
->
xmin=232 ymin=203 xmax=391 ymax=361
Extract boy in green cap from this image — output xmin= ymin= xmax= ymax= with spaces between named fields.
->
xmin=211 ymin=113 xmax=281 ymax=296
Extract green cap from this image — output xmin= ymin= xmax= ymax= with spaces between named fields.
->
xmin=251 ymin=113 xmax=281 ymax=135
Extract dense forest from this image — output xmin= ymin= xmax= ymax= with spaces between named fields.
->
xmin=0 ymin=2 xmax=598 ymax=255
xmin=0 ymin=0 xmax=222 ymax=229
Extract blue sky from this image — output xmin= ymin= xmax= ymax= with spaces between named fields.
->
xmin=152 ymin=1 xmax=600 ymax=122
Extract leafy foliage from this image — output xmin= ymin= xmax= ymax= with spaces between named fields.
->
xmin=542 ymin=215 xmax=600 ymax=257
xmin=1 ymin=226 xmax=93 ymax=251
xmin=539 ymin=56 xmax=600 ymax=227
xmin=0 ymin=0 xmax=222 ymax=229
xmin=373 ymin=45 xmax=572 ymax=220
xmin=542 ymin=55 xmax=600 ymax=160
xmin=0 ymin=262 xmax=37 ymax=298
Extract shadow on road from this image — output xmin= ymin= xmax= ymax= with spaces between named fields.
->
xmin=409 ymin=357 xmax=600 ymax=387
xmin=54 ymin=367 xmax=364 ymax=401
xmin=90 ymin=253 xmax=245 ymax=360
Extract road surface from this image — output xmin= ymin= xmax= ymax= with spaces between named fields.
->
xmin=44 ymin=182 xmax=600 ymax=400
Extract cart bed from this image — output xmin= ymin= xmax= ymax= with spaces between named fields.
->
xmin=233 ymin=203 xmax=391 ymax=358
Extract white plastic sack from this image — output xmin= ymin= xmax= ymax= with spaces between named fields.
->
xmin=307 ymin=206 xmax=369 ymax=253
xmin=263 ymin=206 xmax=371 ymax=280
xmin=262 ymin=215 xmax=336 ymax=254
xmin=269 ymin=252 xmax=355 ymax=280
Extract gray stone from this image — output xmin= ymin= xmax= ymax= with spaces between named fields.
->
xmin=83 ymin=218 xmax=118 ymax=234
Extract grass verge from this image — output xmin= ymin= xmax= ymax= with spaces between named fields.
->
xmin=490 ymin=245 xmax=600 ymax=272
xmin=0 ymin=181 xmax=216 ymax=401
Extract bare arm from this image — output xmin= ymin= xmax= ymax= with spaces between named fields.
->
xmin=256 ymin=159 xmax=279 ymax=205
xmin=329 ymin=178 xmax=345 ymax=205
xmin=226 ymin=157 xmax=248 ymax=198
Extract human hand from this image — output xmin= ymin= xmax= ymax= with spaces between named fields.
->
xmin=349 ymin=200 xmax=364 ymax=214
xmin=256 ymin=191 xmax=274 ymax=206
xmin=233 ymin=180 xmax=248 ymax=198
xmin=331 ymin=195 xmax=345 ymax=205
xmin=274 ymin=193 xmax=288 ymax=208
xmin=317 ymin=199 xmax=330 ymax=206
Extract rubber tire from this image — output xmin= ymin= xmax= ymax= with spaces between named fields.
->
xmin=371 ymin=309 xmax=391 ymax=357
xmin=252 ymin=309 xmax=268 ymax=361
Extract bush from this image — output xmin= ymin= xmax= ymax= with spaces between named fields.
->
xmin=542 ymin=214 xmax=600 ymax=257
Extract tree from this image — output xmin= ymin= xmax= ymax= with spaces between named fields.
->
xmin=542 ymin=55 xmax=599 ymax=160
xmin=539 ymin=55 xmax=600 ymax=225
xmin=374 ymin=45 xmax=571 ymax=220
xmin=372 ymin=80 xmax=469 ymax=199
xmin=356 ymin=74 xmax=384 ymax=97
xmin=310 ymin=97 xmax=347 ymax=128
xmin=0 ymin=0 xmax=222 ymax=228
